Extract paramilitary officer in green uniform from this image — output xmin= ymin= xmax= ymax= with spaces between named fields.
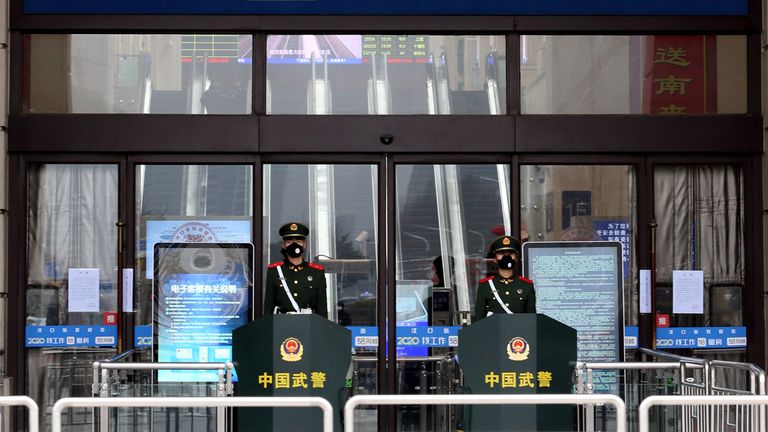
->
xmin=264 ymin=222 xmax=328 ymax=318
xmin=475 ymin=235 xmax=536 ymax=320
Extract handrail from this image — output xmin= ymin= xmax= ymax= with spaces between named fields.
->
xmin=639 ymin=347 xmax=706 ymax=365
xmin=52 ymin=397 xmax=334 ymax=432
xmin=344 ymin=394 xmax=626 ymax=432
xmin=98 ymin=361 xmax=233 ymax=370
xmin=578 ymin=361 xmax=682 ymax=370
xmin=93 ymin=362 xmax=234 ymax=396
xmin=709 ymin=359 xmax=767 ymax=402
xmin=574 ymin=361 xmax=683 ymax=395
xmin=0 ymin=396 xmax=39 ymax=432
xmin=352 ymin=355 xmax=452 ymax=363
xmin=96 ymin=361 xmax=234 ymax=395
xmin=638 ymin=395 xmax=768 ymax=432
xmin=91 ymin=361 xmax=235 ymax=432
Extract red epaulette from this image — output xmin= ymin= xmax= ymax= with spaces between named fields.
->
xmin=308 ymin=262 xmax=325 ymax=271
xmin=518 ymin=276 xmax=533 ymax=284
xmin=268 ymin=261 xmax=283 ymax=268
xmin=479 ymin=276 xmax=495 ymax=283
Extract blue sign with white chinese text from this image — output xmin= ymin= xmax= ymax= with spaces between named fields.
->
xmin=656 ymin=327 xmax=746 ymax=349
xmin=349 ymin=326 xmax=460 ymax=349
xmin=25 ymin=325 xmax=117 ymax=347
xmin=595 ymin=220 xmax=631 ymax=279
xmin=135 ymin=325 xmax=153 ymax=347
xmin=24 ymin=0 xmax=747 ymax=16
xmin=624 ymin=326 xmax=638 ymax=349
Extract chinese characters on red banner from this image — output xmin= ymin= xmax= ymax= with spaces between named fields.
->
xmin=643 ymin=36 xmax=711 ymax=114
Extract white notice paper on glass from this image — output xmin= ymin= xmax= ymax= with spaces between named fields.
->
xmin=123 ymin=268 xmax=134 ymax=312
xmin=672 ymin=270 xmax=704 ymax=314
xmin=639 ymin=269 xmax=651 ymax=313
xmin=68 ymin=268 xmax=100 ymax=312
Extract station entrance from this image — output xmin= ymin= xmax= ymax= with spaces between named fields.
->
xmin=20 ymin=156 xmax=748 ymax=431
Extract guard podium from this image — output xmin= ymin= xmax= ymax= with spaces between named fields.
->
xmin=458 ymin=314 xmax=577 ymax=431
xmin=232 ymin=314 xmax=351 ymax=432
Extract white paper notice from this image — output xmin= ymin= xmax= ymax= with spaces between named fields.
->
xmin=123 ymin=268 xmax=134 ymax=312
xmin=68 ymin=268 xmax=100 ymax=312
xmin=672 ymin=270 xmax=704 ymax=314
xmin=639 ymin=269 xmax=651 ymax=313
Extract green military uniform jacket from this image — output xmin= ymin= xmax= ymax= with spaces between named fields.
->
xmin=264 ymin=260 xmax=328 ymax=318
xmin=475 ymin=275 xmax=536 ymax=320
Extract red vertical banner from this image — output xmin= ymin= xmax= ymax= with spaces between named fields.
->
xmin=642 ymin=36 xmax=709 ymax=114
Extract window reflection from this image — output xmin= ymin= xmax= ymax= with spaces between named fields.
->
xmin=521 ymin=35 xmax=747 ymax=114
xmin=653 ymin=165 xmax=744 ymax=328
xmin=29 ymin=34 xmax=253 ymax=114
xmin=520 ymin=165 xmax=637 ymax=324
xmin=26 ymin=164 xmax=119 ymax=431
xmin=135 ymin=165 xmax=254 ymax=327
xmin=267 ymin=35 xmax=506 ymax=114
xmin=264 ymin=165 xmax=378 ymax=325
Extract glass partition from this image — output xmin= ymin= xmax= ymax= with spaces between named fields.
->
xmin=653 ymin=165 xmax=745 ymax=337
xmin=264 ymin=164 xmax=379 ymax=428
xmin=520 ymin=165 xmax=639 ymax=356
xmin=28 ymin=34 xmax=253 ymax=114
xmin=133 ymin=164 xmax=253 ymax=431
xmin=394 ymin=164 xmax=510 ymax=431
xmin=521 ymin=35 xmax=747 ymax=114
xmin=267 ymin=35 xmax=506 ymax=115
xmin=26 ymin=164 xmax=119 ymax=431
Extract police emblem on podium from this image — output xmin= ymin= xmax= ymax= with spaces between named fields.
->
xmin=280 ymin=337 xmax=304 ymax=362
xmin=507 ymin=337 xmax=530 ymax=361
xmin=459 ymin=314 xmax=577 ymax=431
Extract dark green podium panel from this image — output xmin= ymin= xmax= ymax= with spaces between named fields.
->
xmin=458 ymin=314 xmax=577 ymax=431
xmin=233 ymin=315 xmax=351 ymax=432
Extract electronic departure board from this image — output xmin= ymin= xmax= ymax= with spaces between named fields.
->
xmin=267 ymin=35 xmax=430 ymax=64
xmin=181 ymin=35 xmax=253 ymax=63
xmin=523 ymin=241 xmax=624 ymax=393
xmin=362 ymin=35 xmax=430 ymax=62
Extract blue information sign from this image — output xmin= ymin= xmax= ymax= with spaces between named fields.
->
xmin=624 ymin=326 xmax=638 ymax=349
xmin=594 ymin=220 xmax=631 ymax=279
xmin=25 ymin=325 xmax=117 ymax=347
xmin=135 ymin=324 xmax=153 ymax=347
xmin=656 ymin=327 xmax=746 ymax=349
xmin=24 ymin=0 xmax=747 ymax=16
xmin=349 ymin=326 xmax=460 ymax=349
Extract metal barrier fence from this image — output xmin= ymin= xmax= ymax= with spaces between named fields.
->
xmin=0 ymin=396 xmax=39 ymax=432
xmin=709 ymin=360 xmax=767 ymax=431
xmin=343 ymin=394 xmax=627 ymax=432
xmin=52 ymin=397 xmax=333 ymax=432
xmin=576 ymin=349 xmax=765 ymax=432
xmin=575 ymin=361 xmax=687 ymax=431
xmin=638 ymin=395 xmax=768 ymax=432
xmin=91 ymin=360 xmax=234 ymax=432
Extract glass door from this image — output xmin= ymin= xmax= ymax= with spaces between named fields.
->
xmin=394 ymin=163 xmax=511 ymax=431
xmin=134 ymin=163 xmax=254 ymax=431
xmin=25 ymin=163 xmax=120 ymax=431
xmin=263 ymin=163 xmax=380 ymax=430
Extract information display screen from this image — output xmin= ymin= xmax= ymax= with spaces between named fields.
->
xmin=145 ymin=219 xmax=252 ymax=279
xmin=523 ymin=241 xmax=623 ymax=393
xmin=396 ymin=280 xmax=432 ymax=357
xmin=154 ymin=243 xmax=253 ymax=382
xmin=181 ymin=35 xmax=253 ymax=64
xmin=267 ymin=35 xmax=430 ymax=65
